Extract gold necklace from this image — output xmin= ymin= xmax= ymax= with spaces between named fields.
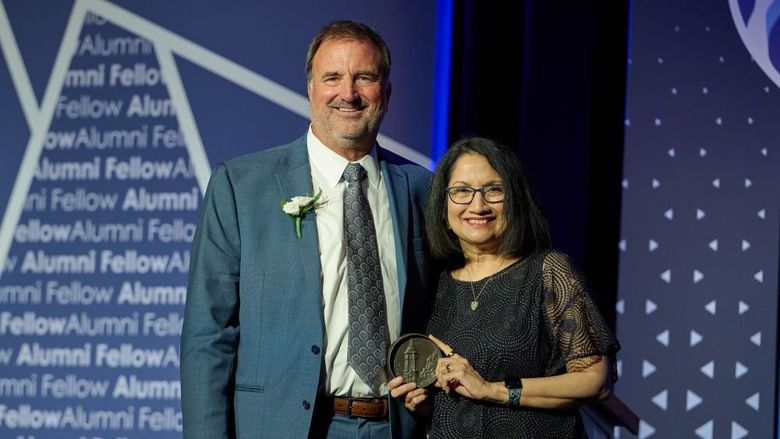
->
xmin=467 ymin=258 xmax=504 ymax=311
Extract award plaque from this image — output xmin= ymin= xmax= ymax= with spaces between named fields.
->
xmin=387 ymin=333 xmax=442 ymax=388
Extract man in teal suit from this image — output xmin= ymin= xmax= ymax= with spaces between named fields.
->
xmin=181 ymin=21 xmax=435 ymax=438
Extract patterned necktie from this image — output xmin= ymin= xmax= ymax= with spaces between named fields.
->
xmin=342 ymin=162 xmax=389 ymax=392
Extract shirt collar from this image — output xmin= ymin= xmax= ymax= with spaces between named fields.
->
xmin=307 ymin=126 xmax=381 ymax=191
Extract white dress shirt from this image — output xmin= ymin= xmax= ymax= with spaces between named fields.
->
xmin=306 ymin=127 xmax=400 ymax=397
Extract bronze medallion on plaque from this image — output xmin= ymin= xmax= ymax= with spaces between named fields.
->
xmin=387 ymin=333 xmax=442 ymax=388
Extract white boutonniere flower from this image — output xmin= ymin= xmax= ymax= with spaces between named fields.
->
xmin=280 ymin=189 xmax=323 ymax=238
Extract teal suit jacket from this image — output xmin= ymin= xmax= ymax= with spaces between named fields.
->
xmin=181 ymin=135 xmax=435 ymax=438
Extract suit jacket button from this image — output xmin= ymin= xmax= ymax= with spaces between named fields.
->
xmin=302 ymin=400 xmax=311 ymax=410
xmin=311 ymin=345 xmax=320 ymax=355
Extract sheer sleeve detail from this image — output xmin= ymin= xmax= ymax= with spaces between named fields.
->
xmin=541 ymin=251 xmax=620 ymax=381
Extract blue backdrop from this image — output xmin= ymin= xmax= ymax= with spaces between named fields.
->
xmin=0 ymin=1 xmax=440 ymax=437
xmin=615 ymin=1 xmax=780 ymax=437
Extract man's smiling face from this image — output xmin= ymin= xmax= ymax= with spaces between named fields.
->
xmin=307 ymin=38 xmax=390 ymax=160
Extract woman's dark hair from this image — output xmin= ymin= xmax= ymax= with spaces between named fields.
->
xmin=426 ymin=137 xmax=551 ymax=263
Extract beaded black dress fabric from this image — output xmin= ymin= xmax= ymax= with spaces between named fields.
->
xmin=426 ymin=250 xmax=619 ymax=439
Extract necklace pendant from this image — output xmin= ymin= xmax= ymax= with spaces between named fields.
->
xmin=470 ymin=300 xmax=479 ymax=311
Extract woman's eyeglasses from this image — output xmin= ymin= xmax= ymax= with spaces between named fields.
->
xmin=445 ymin=185 xmax=505 ymax=204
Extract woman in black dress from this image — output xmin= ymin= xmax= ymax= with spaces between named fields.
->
xmin=389 ymin=137 xmax=619 ymax=438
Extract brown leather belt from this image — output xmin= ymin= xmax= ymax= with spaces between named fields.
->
xmin=331 ymin=397 xmax=388 ymax=419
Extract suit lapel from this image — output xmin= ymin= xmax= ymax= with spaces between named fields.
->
xmin=275 ymin=140 xmax=411 ymax=309
xmin=276 ymin=136 xmax=322 ymax=299
xmin=380 ymin=158 xmax=410 ymax=307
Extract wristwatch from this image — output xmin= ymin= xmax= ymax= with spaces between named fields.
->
xmin=505 ymin=377 xmax=523 ymax=408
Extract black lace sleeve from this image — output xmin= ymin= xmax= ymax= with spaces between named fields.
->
xmin=541 ymin=251 xmax=620 ymax=381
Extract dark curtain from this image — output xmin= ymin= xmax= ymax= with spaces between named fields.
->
xmin=446 ymin=0 xmax=630 ymax=328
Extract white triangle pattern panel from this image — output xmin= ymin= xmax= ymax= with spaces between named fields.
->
xmin=614 ymin=3 xmax=779 ymax=437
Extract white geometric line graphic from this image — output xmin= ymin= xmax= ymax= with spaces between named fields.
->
xmin=88 ymin=0 xmax=431 ymax=167
xmin=0 ymin=0 xmax=430 ymax=281
xmin=0 ymin=1 xmax=40 ymax=128
xmin=0 ymin=0 xmax=89 ymax=282
xmin=154 ymin=43 xmax=211 ymax=193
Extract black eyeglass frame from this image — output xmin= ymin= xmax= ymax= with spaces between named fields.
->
xmin=445 ymin=185 xmax=505 ymax=205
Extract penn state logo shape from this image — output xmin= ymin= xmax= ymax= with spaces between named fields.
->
xmin=729 ymin=0 xmax=780 ymax=87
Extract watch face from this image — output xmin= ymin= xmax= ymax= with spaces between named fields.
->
xmin=387 ymin=333 xmax=442 ymax=388
xmin=505 ymin=377 xmax=523 ymax=388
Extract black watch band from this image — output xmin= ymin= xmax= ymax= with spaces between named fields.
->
xmin=505 ymin=377 xmax=522 ymax=408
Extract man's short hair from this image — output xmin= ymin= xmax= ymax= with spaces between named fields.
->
xmin=305 ymin=20 xmax=392 ymax=82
